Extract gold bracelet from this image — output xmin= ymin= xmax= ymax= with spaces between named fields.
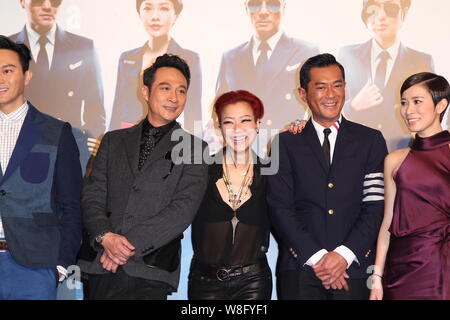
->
xmin=372 ymin=273 xmax=383 ymax=279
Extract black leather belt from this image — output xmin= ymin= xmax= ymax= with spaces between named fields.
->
xmin=192 ymin=258 xmax=268 ymax=282
xmin=0 ymin=241 xmax=8 ymax=251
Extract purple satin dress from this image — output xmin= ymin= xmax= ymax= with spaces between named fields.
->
xmin=383 ymin=131 xmax=450 ymax=300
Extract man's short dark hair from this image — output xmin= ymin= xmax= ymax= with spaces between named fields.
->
xmin=0 ymin=35 xmax=32 ymax=73
xmin=299 ymin=53 xmax=345 ymax=91
xmin=361 ymin=0 xmax=411 ymax=25
xmin=136 ymin=0 xmax=183 ymax=15
xmin=401 ymin=72 xmax=450 ymax=122
xmin=143 ymin=53 xmax=191 ymax=89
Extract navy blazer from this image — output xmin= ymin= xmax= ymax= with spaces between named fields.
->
xmin=338 ymin=40 xmax=434 ymax=151
xmin=109 ymin=40 xmax=202 ymax=135
xmin=216 ymin=33 xmax=319 ymax=137
xmin=267 ymin=118 xmax=388 ymax=279
xmin=10 ymin=26 xmax=106 ymax=139
xmin=0 ymin=104 xmax=82 ymax=269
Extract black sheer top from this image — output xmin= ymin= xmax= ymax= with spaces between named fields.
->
xmin=191 ymin=155 xmax=270 ymax=266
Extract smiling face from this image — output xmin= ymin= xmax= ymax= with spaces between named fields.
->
xmin=142 ymin=66 xmax=187 ymax=127
xmin=299 ymin=65 xmax=345 ymax=128
xmin=400 ymin=84 xmax=447 ymax=137
xmin=365 ymin=0 xmax=406 ymax=47
xmin=21 ymin=0 xmax=61 ymax=34
xmin=0 ymin=49 xmax=32 ymax=114
xmin=246 ymin=0 xmax=285 ymax=40
xmin=220 ymin=101 xmax=259 ymax=154
xmin=139 ymin=0 xmax=177 ymax=39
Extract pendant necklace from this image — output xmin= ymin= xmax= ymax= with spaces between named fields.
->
xmin=223 ymin=154 xmax=251 ymax=245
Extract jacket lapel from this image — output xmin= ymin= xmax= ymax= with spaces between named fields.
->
xmin=15 ymin=27 xmax=29 ymax=46
xmin=123 ymin=121 xmax=182 ymax=177
xmin=51 ymin=26 xmax=72 ymax=73
xmin=263 ymin=33 xmax=295 ymax=86
xmin=303 ymin=120 xmax=328 ymax=173
xmin=123 ymin=122 xmax=143 ymax=179
xmin=239 ymin=39 xmax=259 ymax=90
xmin=385 ymin=43 xmax=408 ymax=90
xmin=361 ymin=40 xmax=372 ymax=79
xmin=331 ymin=117 xmax=357 ymax=171
xmin=140 ymin=123 xmax=182 ymax=172
xmin=1 ymin=105 xmax=43 ymax=185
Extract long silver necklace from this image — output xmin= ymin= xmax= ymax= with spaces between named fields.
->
xmin=223 ymin=154 xmax=251 ymax=245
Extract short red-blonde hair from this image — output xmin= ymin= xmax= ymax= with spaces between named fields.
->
xmin=214 ymin=90 xmax=265 ymax=124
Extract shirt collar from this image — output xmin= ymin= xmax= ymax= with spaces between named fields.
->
xmin=141 ymin=118 xmax=176 ymax=139
xmin=311 ymin=115 xmax=342 ymax=138
xmin=26 ymin=24 xmax=57 ymax=46
xmin=371 ymin=38 xmax=400 ymax=63
xmin=253 ymin=30 xmax=283 ymax=53
xmin=0 ymin=101 xmax=29 ymax=121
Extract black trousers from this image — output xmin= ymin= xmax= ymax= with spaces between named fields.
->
xmin=87 ymin=267 xmax=170 ymax=300
xmin=278 ymin=269 xmax=369 ymax=300
xmin=188 ymin=259 xmax=272 ymax=300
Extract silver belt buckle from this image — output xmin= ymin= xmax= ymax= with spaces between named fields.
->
xmin=216 ymin=268 xmax=230 ymax=281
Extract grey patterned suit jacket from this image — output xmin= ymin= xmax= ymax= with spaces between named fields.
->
xmin=79 ymin=121 xmax=208 ymax=291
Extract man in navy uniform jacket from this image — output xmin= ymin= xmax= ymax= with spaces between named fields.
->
xmin=338 ymin=0 xmax=434 ymax=151
xmin=268 ymin=54 xmax=388 ymax=300
xmin=215 ymin=0 xmax=319 ymax=154
xmin=10 ymin=0 xmax=106 ymax=170
xmin=0 ymin=35 xmax=82 ymax=300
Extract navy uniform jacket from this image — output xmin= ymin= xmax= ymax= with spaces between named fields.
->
xmin=10 ymin=26 xmax=106 ymax=139
xmin=216 ymin=33 xmax=319 ymax=141
xmin=0 ymin=104 xmax=82 ymax=269
xmin=109 ymin=40 xmax=202 ymax=135
xmin=338 ymin=40 xmax=434 ymax=151
xmin=267 ymin=118 xmax=388 ymax=279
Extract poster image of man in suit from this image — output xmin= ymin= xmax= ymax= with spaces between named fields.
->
xmin=0 ymin=35 xmax=83 ymax=300
xmin=338 ymin=0 xmax=434 ymax=151
xmin=268 ymin=54 xmax=388 ymax=300
xmin=79 ymin=54 xmax=208 ymax=300
xmin=213 ymin=0 xmax=320 ymax=155
xmin=10 ymin=0 xmax=106 ymax=170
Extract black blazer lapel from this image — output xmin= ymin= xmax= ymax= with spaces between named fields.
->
xmin=331 ymin=118 xmax=357 ymax=171
xmin=123 ymin=122 xmax=143 ymax=178
xmin=52 ymin=26 xmax=79 ymax=74
xmin=303 ymin=120 xmax=328 ymax=173
xmin=361 ymin=40 xmax=373 ymax=79
xmin=1 ymin=105 xmax=43 ymax=185
xmin=238 ymin=39 xmax=258 ymax=89
xmin=385 ymin=43 xmax=410 ymax=91
xmin=263 ymin=33 xmax=296 ymax=86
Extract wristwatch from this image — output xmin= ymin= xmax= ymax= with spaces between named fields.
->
xmin=95 ymin=231 xmax=109 ymax=244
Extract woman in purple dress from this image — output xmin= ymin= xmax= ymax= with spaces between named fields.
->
xmin=370 ymin=72 xmax=450 ymax=300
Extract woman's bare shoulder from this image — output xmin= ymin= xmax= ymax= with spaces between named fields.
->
xmin=385 ymin=148 xmax=410 ymax=175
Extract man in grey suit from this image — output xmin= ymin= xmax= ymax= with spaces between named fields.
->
xmin=338 ymin=0 xmax=434 ymax=151
xmin=10 ymin=0 xmax=106 ymax=170
xmin=79 ymin=54 xmax=208 ymax=300
xmin=214 ymin=0 xmax=319 ymax=154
